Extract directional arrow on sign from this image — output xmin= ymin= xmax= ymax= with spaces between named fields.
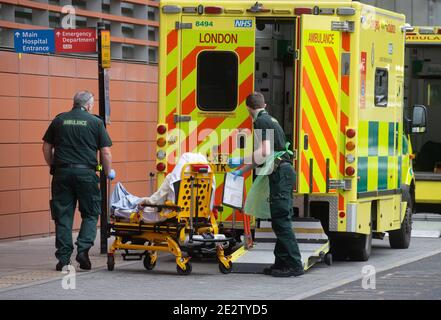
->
xmin=56 ymin=31 xmax=61 ymax=37
xmin=15 ymin=32 xmax=20 ymax=37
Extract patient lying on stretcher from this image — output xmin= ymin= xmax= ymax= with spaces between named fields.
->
xmin=111 ymin=153 xmax=215 ymax=223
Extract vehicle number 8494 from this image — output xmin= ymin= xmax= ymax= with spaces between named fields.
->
xmin=195 ymin=21 xmax=213 ymax=27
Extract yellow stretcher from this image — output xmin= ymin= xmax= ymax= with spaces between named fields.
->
xmin=106 ymin=163 xmax=233 ymax=275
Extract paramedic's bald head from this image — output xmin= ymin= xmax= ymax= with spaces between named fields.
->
xmin=246 ymin=92 xmax=266 ymax=110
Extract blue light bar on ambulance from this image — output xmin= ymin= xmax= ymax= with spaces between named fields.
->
xmin=182 ymin=7 xmax=198 ymax=13
xmin=319 ymin=8 xmax=335 ymax=15
xmin=419 ymin=27 xmax=436 ymax=34
xmin=272 ymin=9 xmax=292 ymax=14
xmin=162 ymin=5 xmax=181 ymax=14
xmin=205 ymin=6 xmax=223 ymax=14
xmin=337 ymin=7 xmax=356 ymax=16
xmin=247 ymin=2 xmax=270 ymax=13
xmin=224 ymin=8 xmax=244 ymax=14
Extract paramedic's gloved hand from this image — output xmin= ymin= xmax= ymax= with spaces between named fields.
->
xmin=228 ymin=157 xmax=243 ymax=169
xmin=231 ymin=169 xmax=243 ymax=180
xmin=107 ymin=169 xmax=116 ymax=180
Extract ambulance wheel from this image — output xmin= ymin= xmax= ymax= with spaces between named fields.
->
xmin=348 ymin=232 xmax=372 ymax=262
xmin=143 ymin=254 xmax=156 ymax=271
xmin=329 ymin=236 xmax=349 ymax=261
xmin=107 ymin=254 xmax=115 ymax=271
xmin=324 ymin=253 xmax=333 ymax=266
xmin=177 ymin=262 xmax=192 ymax=275
xmin=218 ymin=261 xmax=232 ymax=274
xmin=389 ymin=188 xmax=413 ymax=249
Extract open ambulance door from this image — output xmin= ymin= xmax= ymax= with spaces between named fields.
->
xmin=177 ymin=15 xmax=255 ymax=226
xmin=296 ymin=15 xmax=342 ymax=194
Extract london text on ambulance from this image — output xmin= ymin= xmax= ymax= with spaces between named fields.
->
xmin=199 ymin=33 xmax=238 ymax=44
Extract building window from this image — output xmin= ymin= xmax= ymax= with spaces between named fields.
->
xmin=197 ymin=51 xmax=238 ymax=111
xmin=15 ymin=7 xmax=32 ymax=24
xmin=49 ymin=12 xmax=60 ymax=28
xmin=72 ymin=0 xmax=87 ymax=10
xmin=375 ymin=68 xmax=389 ymax=107
xmin=148 ymin=7 xmax=157 ymax=21
xmin=148 ymin=26 xmax=156 ymax=41
xmin=123 ymin=44 xmax=134 ymax=60
xmin=75 ymin=16 xmax=87 ymax=28
xmin=102 ymin=1 xmax=110 ymax=14
xmin=121 ymin=3 xmax=134 ymax=18
xmin=148 ymin=47 xmax=157 ymax=63
xmin=122 ymin=24 xmax=134 ymax=38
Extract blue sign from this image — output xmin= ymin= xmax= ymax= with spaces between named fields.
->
xmin=14 ymin=29 xmax=55 ymax=54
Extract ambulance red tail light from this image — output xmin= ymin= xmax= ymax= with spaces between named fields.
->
xmin=345 ymin=166 xmax=355 ymax=176
xmin=294 ymin=8 xmax=312 ymax=15
xmin=205 ymin=6 xmax=223 ymax=14
xmin=157 ymin=125 xmax=167 ymax=135
xmin=156 ymin=163 xmax=166 ymax=172
xmin=339 ymin=211 xmax=346 ymax=218
xmin=346 ymin=128 xmax=356 ymax=138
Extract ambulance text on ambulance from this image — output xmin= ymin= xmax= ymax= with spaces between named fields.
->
xmin=307 ymin=32 xmax=335 ymax=45
xmin=199 ymin=33 xmax=238 ymax=44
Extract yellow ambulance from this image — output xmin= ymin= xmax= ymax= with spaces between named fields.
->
xmin=155 ymin=0 xmax=427 ymax=262
xmin=405 ymin=26 xmax=441 ymax=214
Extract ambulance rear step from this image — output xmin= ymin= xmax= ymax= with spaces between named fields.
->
xmin=411 ymin=213 xmax=441 ymax=238
xmin=230 ymin=218 xmax=332 ymax=273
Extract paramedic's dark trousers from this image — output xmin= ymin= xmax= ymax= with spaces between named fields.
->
xmin=50 ymin=168 xmax=101 ymax=264
xmin=269 ymin=164 xmax=303 ymax=269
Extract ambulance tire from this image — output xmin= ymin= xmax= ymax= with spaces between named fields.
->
xmin=329 ymin=236 xmax=350 ymax=261
xmin=348 ymin=232 xmax=372 ymax=262
xmin=389 ymin=188 xmax=413 ymax=249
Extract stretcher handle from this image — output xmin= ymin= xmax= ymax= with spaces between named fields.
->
xmin=107 ymin=176 xmax=112 ymax=226
xmin=189 ymin=175 xmax=195 ymax=243
xmin=138 ymin=203 xmax=181 ymax=212
xmin=149 ymin=172 xmax=155 ymax=195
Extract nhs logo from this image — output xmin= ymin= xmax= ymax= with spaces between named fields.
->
xmin=234 ymin=20 xmax=253 ymax=28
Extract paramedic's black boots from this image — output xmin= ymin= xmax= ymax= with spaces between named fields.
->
xmin=76 ymin=251 xmax=92 ymax=270
xmin=271 ymin=267 xmax=304 ymax=277
xmin=56 ymin=261 xmax=70 ymax=271
xmin=263 ymin=264 xmax=304 ymax=277
xmin=263 ymin=264 xmax=283 ymax=275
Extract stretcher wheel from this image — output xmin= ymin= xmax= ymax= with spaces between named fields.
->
xmin=218 ymin=261 xmax=232 ymax=274
xmin=143 ymin=254 xmax=156 ymax=271
xmin=107 ymin=254 xmax=115 ymax=271
xmin=177 ymin=262 xmax=192 ymax=275
xmin=324 ymin=253 xmax=333 ymax=266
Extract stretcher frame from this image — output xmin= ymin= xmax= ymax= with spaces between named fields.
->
xmin=106 ymin=163 xmax=233 ymax=275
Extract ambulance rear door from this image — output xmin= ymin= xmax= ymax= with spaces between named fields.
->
xmin=177 ymin=15 xmax=255 ymax=223
xmin=297 ymin=15 xmax=342 ymax=194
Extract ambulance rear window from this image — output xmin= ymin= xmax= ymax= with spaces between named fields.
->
xmin=375 ymin=68 xmax=388 ymax=107
xmin=197 ymin=51 xmax=238 ymax=111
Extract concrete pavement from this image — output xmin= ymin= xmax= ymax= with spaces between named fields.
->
xmin=308 ymin=252 xmax=441 ymax=300
xmin=0 ymin=230 xmax=441 ymax=300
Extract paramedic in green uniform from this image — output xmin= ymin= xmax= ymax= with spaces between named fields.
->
xmin=232 ymin=92 xmax=303 ymax=277
xmin=42 ymin=91 xmax=114 ymax=271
